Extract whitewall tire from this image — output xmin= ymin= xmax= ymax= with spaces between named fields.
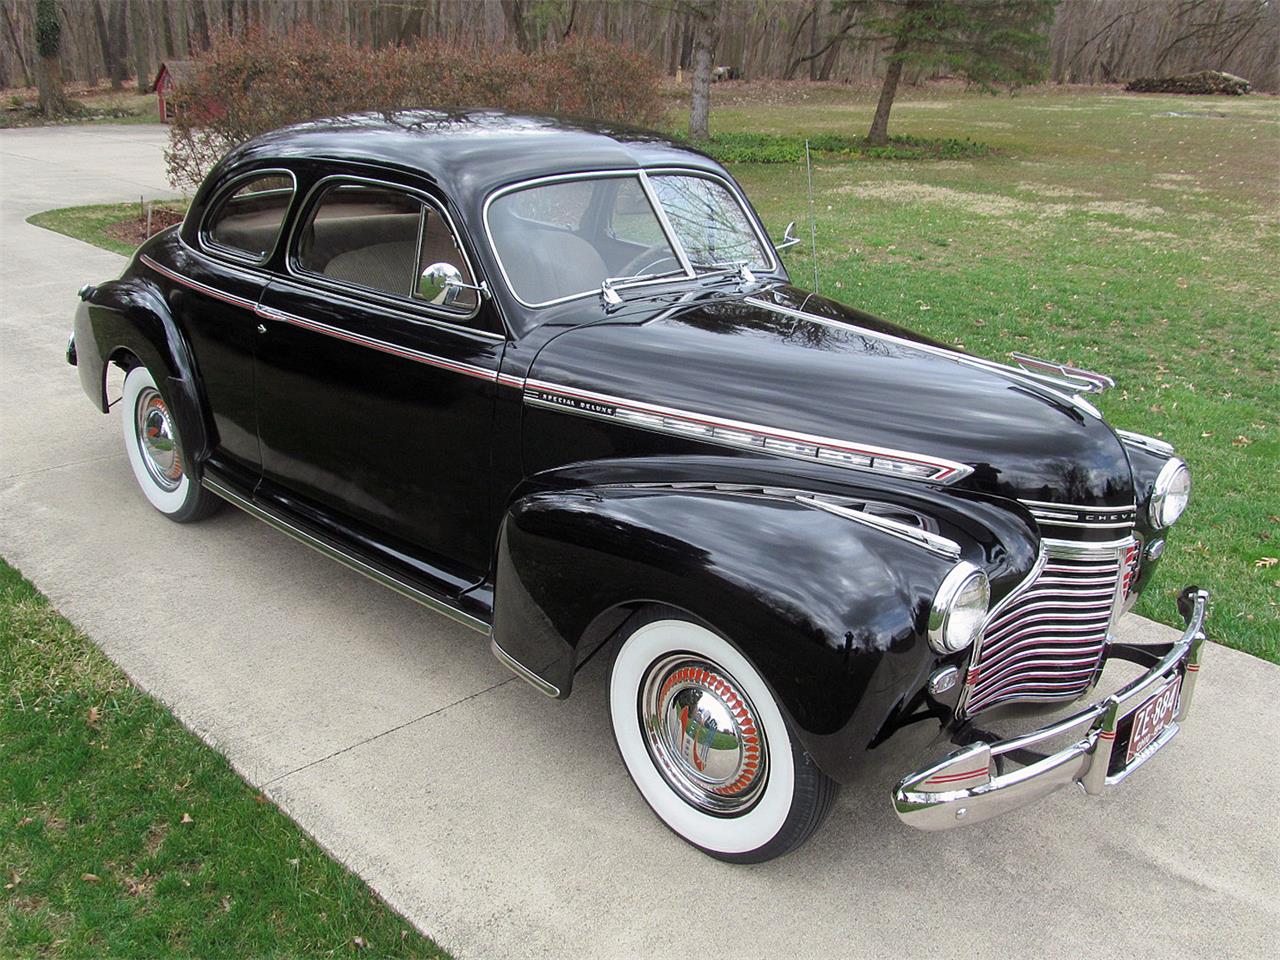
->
xmin=120 ymin=364 xmax=217 ymax=523
xmin=608 ymin=609 xmax=838 ymax=862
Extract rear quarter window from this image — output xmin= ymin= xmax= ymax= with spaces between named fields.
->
xmin=203 ymin=172 xmax=295 ymax=262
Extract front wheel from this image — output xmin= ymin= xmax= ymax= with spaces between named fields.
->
xmin=120 ymin=364 xmax=218 ymax=523
xmin=607 ymin=610 xmax=839 ymax=863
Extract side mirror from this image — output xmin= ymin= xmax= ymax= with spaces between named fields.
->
xmin=776 ymin=220 xmax=802 ymax=251
xmin=418 ymin=262 xmax=465 ymax=305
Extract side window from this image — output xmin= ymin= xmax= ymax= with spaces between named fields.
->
xmin=505 ymin=180 xmax=593 ymax=231
xmin=416 ymin=208 xmax=478 ymax=311
xmin=204 ymin=173 xmax=294 ymax=262
xmin=297 ymin=182 xmax=477 ymax=313
xmin=607 ymin=179 xmax=667 ymax=247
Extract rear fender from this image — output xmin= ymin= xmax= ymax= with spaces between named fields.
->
xmin=75 ymin=279 xmax=211 ymax=462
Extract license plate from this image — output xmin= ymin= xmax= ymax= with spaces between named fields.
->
xmin=1126 ymin=675 xmax=1182 ymax=765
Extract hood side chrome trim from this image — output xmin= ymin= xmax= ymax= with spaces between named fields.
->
xmin=795 ymin=495 xmax=962 ymax=560
xmin=523 ymin=378 xmax=973 ymax=485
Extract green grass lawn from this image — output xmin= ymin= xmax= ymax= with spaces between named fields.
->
xmin=705 ymin=85 xmax=1278 ymax=662
xmin=25 ymin=85 xmax=1279 ymax=662
xmin=1 ymin=86 xmax=160 ymax=128
xmin=0 ymin=560 xmax=449 ymax=958
xmin=28 ymin=201 xmax=188 ymax=258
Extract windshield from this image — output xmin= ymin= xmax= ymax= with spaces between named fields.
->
xmin=486 ymin=172 xmax=772 ymax=307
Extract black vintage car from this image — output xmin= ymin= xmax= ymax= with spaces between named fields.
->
xmin=69 ymin=110 xmax=1207 ymax=863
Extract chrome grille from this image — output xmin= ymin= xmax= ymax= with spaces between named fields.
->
xmin=961 ymin=538 xmax=1132 ymax=716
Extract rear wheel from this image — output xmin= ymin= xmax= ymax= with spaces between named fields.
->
xmin=120 ymin=364 xmax=218 ymax=523
xmin=607 ymin=609 xmax=839 ymax=863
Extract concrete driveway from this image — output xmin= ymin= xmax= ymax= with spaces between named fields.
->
xmin=1 ymin=124 xmax=1276 ymax=959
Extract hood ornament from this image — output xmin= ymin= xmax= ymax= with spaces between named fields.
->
xmin=1009 ymin=353 xmax=1115 ymax=395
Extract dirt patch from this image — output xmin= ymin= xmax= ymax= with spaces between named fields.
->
xmin=105 ymin=208 xmax=185 ymax=247
xmin=836 ymin=180 xmax=1166 ymax=222
xmin=1016 ymin=182 xmax=1102 ymax=198
xmin=143 ymin=819 xmax=169 ymax=858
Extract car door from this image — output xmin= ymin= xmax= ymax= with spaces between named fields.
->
xmin=253 ymin=174 xmax=505 ymax=587
xmin=172 ymin=169 xmax=296 ymax=481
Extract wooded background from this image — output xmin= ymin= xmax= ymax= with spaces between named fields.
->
xmin=2 ymin=0 xmax=1276 ymax=95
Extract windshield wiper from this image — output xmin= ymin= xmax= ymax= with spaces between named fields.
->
xmin=599 ymin=270 xmax=685 ymax=306
xmin=691 ymin=260 xmax=758 ymax=284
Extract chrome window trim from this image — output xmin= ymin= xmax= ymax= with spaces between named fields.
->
xmin=637 ymin=169 xmax=695 ymax=276
xmin=198 ymin=167 xmax=298 ymax=267
xmin=643 ymin=165 xmax=779 ymax=275
xmin=482 ymin=167 xmax=780 ymax=310
xmin=285 ymin=173 xmax=499 ymax=336
xmin=483 ymin=170 xmax=685 ymax=309
xmin=744 ymin=297 xmax=1106 ymax=421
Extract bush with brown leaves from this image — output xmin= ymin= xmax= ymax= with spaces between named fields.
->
xmin=165 ymin=29 xmax=665 ymax=189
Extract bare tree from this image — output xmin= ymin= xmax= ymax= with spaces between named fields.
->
xmin=686 ymin=0 xmax=720 ymax=140
xmin=129 ymin=0 xmax=152 ymax=91
xmin=1 ymin=0 xmax=33 ymax=86
xmin=4 ymin=0 xmax=1275 ymax=99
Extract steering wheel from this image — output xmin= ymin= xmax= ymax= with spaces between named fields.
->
xmin=619 ymin=244 xmax=681 ymax=279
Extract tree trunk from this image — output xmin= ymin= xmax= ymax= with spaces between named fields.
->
xmin=129 ymin=0 xmax=151 ymax=92
xmin=34 ymin=0 xmax=66 ymax=117
xmin=867 ymin=33 xmax=908 ymax=146
xmin=808 ymin=0 xmax=819 ymax=81
xmin=35 ymin=47 xmax=66 ymax=116
xmin=1 ymin=0 xmax=33 ymax=87
xmin=501 ymin=0 xmax=532 ymax=52
xmin=688 ymin=6 xmax=718 ymax=141
xmin=190 ymin=0 xmax=210 ymax=52
xmin=104 ymin=0 xmax=127 ymax=88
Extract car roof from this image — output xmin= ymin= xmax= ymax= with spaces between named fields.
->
xmin=223 ymin=109 xmax=726 ymax=201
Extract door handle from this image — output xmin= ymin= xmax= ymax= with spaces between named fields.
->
xmin=256 ymin=323 xmax=267 ymax=335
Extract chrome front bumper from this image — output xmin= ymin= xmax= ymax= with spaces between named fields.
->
xmin=893 ymin=587 xmax=1209 ymax=831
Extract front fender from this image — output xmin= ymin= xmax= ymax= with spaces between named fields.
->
xmin=493 ymin=482 xmax=1022 ymax=782
xmin=75 ymin=278 xmax=211 ymax=462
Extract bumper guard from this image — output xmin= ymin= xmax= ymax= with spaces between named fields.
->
xmin=893 ymin=587 xmax=1209 ymax=831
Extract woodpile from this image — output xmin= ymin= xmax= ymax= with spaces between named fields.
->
xmin=1125 ymin=71 xmax=1252 ymax=95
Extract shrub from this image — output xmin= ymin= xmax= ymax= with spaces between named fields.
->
xmin=165 ymin=29 xmax=664 ymax=189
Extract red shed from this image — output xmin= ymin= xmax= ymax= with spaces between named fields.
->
xmin=152 ymin=60 xmax=197 ymax=124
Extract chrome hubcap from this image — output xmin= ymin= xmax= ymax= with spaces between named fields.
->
xmin=640 ymin=654 xmax=768 ymax=815
xmin=135 ymin=387 xmax=183 ymax=491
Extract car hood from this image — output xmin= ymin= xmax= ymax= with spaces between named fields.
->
xmin=524 ymin=286 xmax=1134 ymax=506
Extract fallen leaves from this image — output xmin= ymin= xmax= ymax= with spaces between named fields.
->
xmin=81 ymin=873 xmax=101 ymax=884
xmin=123 ymin=870 xmax=153 ymax=898
xmin=85 ymin=706 xmax=101 ymax=729
xmin=352 ymin=936 xmax=367 ymax=950
xmin=1255 ymin=557 xmax=1278 ymax=569
xmin=1232 ymin=435 xmax=1252 ymax=447
xmin=180 ymin=812 xmax=194 ymax=825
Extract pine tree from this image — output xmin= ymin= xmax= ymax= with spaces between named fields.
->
xmin=858 ymin=0 xmax=1058 ymax=145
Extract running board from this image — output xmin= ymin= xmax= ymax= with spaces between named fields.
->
xmin=202 ymin=475 xmax=490 ymax=635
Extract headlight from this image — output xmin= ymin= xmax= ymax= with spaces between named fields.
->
xmin=1149 ymin=457 xmax=1191 ymax=529
xmin=928 ymin=562 xmax=990 ymax=654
